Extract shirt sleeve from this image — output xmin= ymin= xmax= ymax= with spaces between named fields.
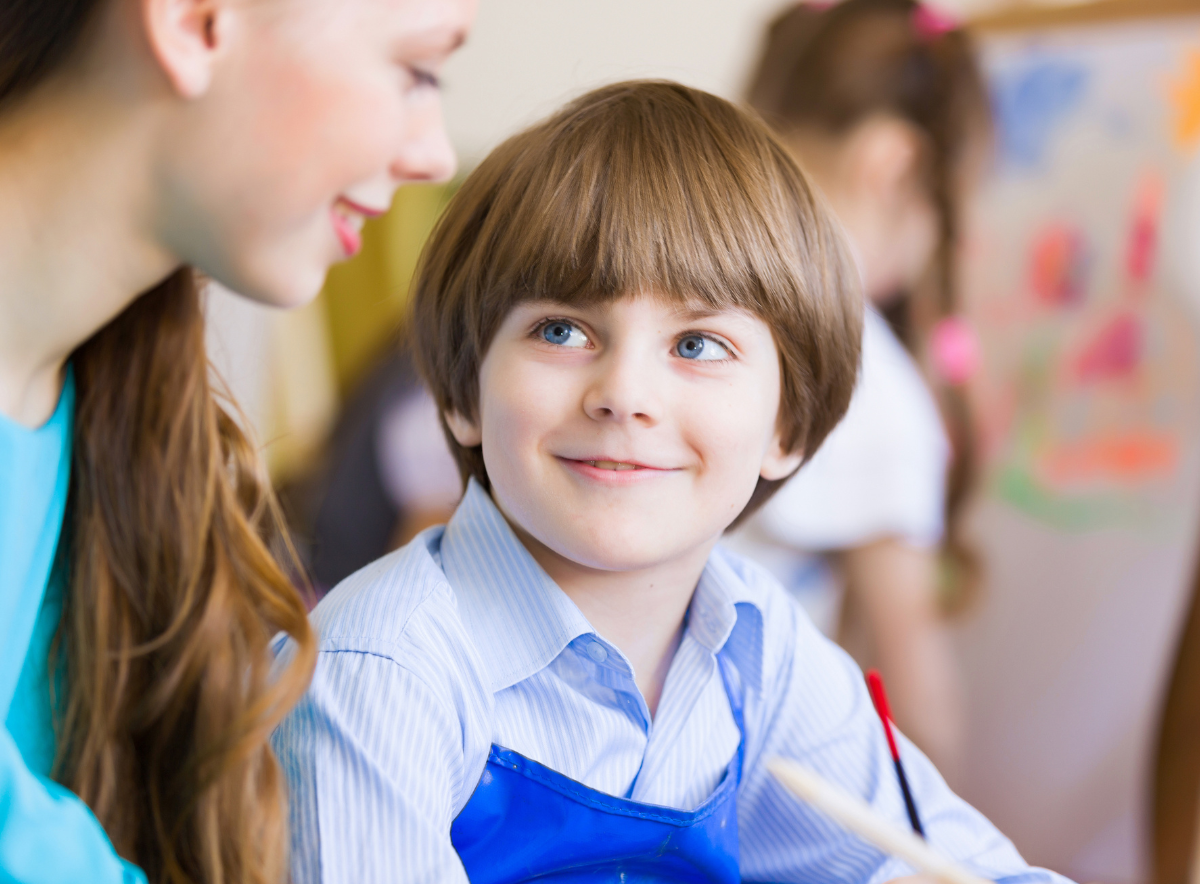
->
xmin=272 ymin=643 xmax=477 ymax=884
xmin=737 ymin=600 xmax=1073 ymax=884
xmin=0 ymin=727 xmax=146 ymax=884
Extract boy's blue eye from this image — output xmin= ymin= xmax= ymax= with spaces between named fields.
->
xmin=676 ymin=334 xmax=730 ymax=361
xmin=541 ymin=320 xmax=590 ymax=348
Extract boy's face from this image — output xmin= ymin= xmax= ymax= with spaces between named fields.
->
xmin=446 ymin=293 xmax=804 ymax=574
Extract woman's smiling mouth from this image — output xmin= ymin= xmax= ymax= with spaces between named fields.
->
xmin=331 ymin=197 xmax=386 ymax=257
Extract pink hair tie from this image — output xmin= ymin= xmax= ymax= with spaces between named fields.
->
xmin=930 ymin=316 xmax=979 ymax=386
xmin=912 ymin=3 xmax=959 ymax=40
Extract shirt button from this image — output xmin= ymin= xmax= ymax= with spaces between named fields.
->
xmin=587 ymin=642 xmax=608 ymax=663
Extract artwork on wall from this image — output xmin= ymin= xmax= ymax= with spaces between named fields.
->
xmin=956 ymin=10 xmax=1200 ymax=884
xmin=971 ymin=28 xmax=1200 ymax=532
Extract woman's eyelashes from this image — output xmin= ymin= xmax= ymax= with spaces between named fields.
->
xmin=675 ymin=333 xmax=733 ymax=362
xmin=403 ymin=65 xmax=442 ymax=92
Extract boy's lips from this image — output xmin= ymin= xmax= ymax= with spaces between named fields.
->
xmin=558 ymin=456 xmax=680 ymax=483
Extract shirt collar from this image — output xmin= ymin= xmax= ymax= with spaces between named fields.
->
xmin=692 ymin=546 xmax=767 ymax=697
xmin=440 ymin=479 xmax=595 ymax=693
xmin=440 ymin=478 xmax=768 ymax=696
xmin=687 ymin=559 xmax=741 ymax=654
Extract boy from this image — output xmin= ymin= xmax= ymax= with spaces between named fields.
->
xmin=273 ymin=81 xmax=1070 ymax=884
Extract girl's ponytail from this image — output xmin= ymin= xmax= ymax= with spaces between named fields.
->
xmin=746 ymin=0 xmax=991 ymax=612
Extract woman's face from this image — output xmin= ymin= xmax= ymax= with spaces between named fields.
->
xmin=155 ymin=0 xmax=475 ymax=307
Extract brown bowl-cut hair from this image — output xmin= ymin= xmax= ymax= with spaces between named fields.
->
xmin=410 ymin=80 xmax=863 ymax=524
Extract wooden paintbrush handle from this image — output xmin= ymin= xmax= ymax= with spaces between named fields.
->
xmin=767 ymin=758 xmax=992 ymax=884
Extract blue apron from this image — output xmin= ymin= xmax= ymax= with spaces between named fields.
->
xmin=450 ymin=653 xmax=745 ymax=884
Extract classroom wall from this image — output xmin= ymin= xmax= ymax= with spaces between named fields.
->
xmin=439 ymin=0 xmax=998 ymax=167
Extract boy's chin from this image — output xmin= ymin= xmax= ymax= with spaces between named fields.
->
xmin=546 ymin=525 xmax=707 ymax=574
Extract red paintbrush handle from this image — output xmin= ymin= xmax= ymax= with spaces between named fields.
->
xmin=866 ymin=669 xmax=901 ymax=762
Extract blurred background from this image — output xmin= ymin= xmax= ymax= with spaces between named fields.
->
xmin=206 ymin=2 xmax=1200 ymax=883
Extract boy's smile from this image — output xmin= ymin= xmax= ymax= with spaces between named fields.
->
xmin=560 ymin=457 xmax=678 ymax=483
xmin=446 ymin=293 xmax=805 ymax=577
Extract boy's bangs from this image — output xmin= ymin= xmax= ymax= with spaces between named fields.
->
xmin=478 ymin=85 xmax=811 ymax=318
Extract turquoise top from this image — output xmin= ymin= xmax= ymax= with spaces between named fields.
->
xmin=0 ymin=371 xmax=146 ymax=884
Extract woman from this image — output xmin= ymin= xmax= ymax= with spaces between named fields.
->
xmin=0 ymin=0 xmax=473 ymax=881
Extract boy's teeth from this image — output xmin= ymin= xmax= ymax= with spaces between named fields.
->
xmin=588 ymin=460 xmax=638 ymax=471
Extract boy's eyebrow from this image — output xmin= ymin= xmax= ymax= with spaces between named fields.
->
xmin=669 ymin=304 xmax=750 ymax=322
xmin=522 ymin=299 xmax=750 ymax=323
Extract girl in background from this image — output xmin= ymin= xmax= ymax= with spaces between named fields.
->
xmin=0 ymin=0 xmax=470 ymax=881
xmin=731 ymin=0 xmax=990 ymax=776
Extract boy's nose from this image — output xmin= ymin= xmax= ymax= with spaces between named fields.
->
xmin=582 ymin=353 xmax=661 ymax=427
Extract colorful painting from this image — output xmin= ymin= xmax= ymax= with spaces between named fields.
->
xmin=969 ymin=37 xmax=1200 ymax=534
xmin=957 ymin=18 xmax=1200 ymax=884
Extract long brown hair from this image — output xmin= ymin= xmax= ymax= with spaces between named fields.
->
xmin=2 ymin=4 xmax=316 ymax=883
xmin=411 ymin=81 xmax=862 ymax=525
xmin=746 ymin=0 xmax=991 ymax=611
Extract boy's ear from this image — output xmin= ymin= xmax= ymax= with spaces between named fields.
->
xmin=760 ymin=433 xmax=804 ymax=482
xmin=142 ymin=0 xmax=230 ymax=98
xmin=444 ymin=410 xmax=483 ymax=448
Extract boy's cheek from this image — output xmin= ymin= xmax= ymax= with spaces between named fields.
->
xmin=693 ymin=397 xmax=778 ymax=472
xmin=486 ymin=361 xmax=580 ymax=434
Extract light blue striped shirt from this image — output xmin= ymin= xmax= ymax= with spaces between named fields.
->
xmin=273 ymin=479 xmax=1071 ymax=884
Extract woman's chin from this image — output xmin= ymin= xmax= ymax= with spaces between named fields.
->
xmin=214 ymin=258 xmax=329 ymax=311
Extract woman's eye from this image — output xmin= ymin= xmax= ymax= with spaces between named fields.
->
xmin=410 ymin=67 xmax=441 ymax=90
xmin=676 ymin=334 xmax=730 ymax=361
xmin=541 ymin=320 xmax=590 ymax=348
xmin=400 ymin=65 xmax=441 ymax=94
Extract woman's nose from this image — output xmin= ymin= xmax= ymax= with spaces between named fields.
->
xmin=390 ymin=103 xmax=457 ymax=185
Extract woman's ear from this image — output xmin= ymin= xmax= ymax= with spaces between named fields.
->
xmin=141 ymin=0 xmax=230 ymax=97
xmin=444 ymin=410 xmax=483 ymax=448
xmin=760 ymin=433 xmax=804 ymax=482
